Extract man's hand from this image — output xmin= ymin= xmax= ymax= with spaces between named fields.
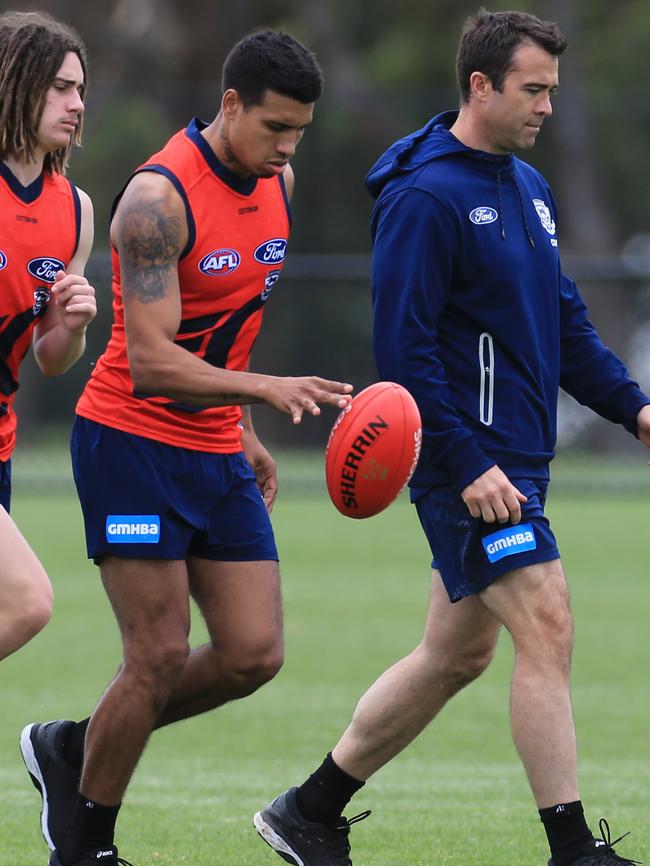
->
xmin=51 ymin=270 xmax=97 ymax=333
xmin=461 ymin=465 xmax=528 ymax=525
xmin=637 ymin=404 xmax=650 ymax=452
xmin=242 ymin=427 xmax=278 ymax=512
xmin=263 ymin=376 xmax=353 ymax=424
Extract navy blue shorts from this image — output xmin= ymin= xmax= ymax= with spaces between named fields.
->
xmin=71 ymin=417 xmax=278 ymax=564
xmin=414 ymin=479 xmax=560 ymax=603
xmin=0 ymin=459 xmax=10 ymax=512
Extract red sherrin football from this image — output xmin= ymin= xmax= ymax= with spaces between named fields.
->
xmin=325 ymin=381 xmax=422 ymax=519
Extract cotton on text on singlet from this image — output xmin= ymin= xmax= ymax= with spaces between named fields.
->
xmin=76 ymin=117 xmax=291 ymax=452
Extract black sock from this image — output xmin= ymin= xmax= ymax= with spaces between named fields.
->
xmin=62 ymin=718 xmax=90 ymax=770
xmin=295 ymin=753 xmax=365 ymax=827
xmin=59 ymin=792 xmax=121 ymax=863
xmin=539 ymin=801 xmax=593 ymax=866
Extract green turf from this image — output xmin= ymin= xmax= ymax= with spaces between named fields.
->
xmin=1 ymin=476 xmax=648 ymax=864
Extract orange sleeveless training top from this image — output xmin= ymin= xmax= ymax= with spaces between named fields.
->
xmin=76 ymin=118 xmax=291 ymax=452
xmin=0 ymin=163 xmax=80 ymax=461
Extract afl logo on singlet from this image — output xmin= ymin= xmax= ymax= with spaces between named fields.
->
xmin=254 ymin=238 xmax=287 ymax=264
xmin=0 ymin=250 xmax=7 ymax=270
xmin=27 ymin=257 xmax=65 ymax=283
xmin=198 ymin=249 xmax=241 ymax=276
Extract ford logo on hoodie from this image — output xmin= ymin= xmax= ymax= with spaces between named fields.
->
xmin=469 ymin=207 xmax=498 ymax=225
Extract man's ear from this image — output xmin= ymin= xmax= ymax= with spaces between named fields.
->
xmin=469 ymin=70 xmax=492 ymax=102
xmin=221 ymin=88 xmax=243 ymax=119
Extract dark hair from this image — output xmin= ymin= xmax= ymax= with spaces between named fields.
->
xmin=0 ymin=10 xmax=87 ymax=174
xmin=222 ymin=29 xmax=323 ymax=107
xmin=456 ymin=8 xmax=567 ymax=103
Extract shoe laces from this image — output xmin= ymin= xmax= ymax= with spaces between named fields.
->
xmin=584 ymin=818 xmax=642 ymax=865
xmin=329 ymin=810 xmax=372 ymax=864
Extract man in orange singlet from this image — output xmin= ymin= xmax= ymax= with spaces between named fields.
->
xmin=21 ymin=29 xmax=352 ymax=866
xmin=0 ymin=11 xmax=96 ymax=661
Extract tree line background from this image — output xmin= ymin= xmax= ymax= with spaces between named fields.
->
xmin=11 ymin=0 xmax=650 ymax=457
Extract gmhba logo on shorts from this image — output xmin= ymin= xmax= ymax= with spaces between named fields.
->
xmin=198 ymin=248 xmax=241 ymax=276
xmin=106 ymin=515 xmax=161 ymax=543
xmin=0 ymin=250 xmax=7 ymax=270
xmin=482 ymin=522 xmax=536 ymax=563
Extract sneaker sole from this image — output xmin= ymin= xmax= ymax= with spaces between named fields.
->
xmin=19 ymin=723 xmax=55 ymax=851
xmin=253 ymin=810 xmax=304 ymax=866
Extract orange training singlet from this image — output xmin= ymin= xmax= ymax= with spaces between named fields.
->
xmin=76 ymin=117 xmax=291 ymax=453
xmin=0 ymin=163 xmax=80 ymax=461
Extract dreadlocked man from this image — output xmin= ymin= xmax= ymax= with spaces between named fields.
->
xmin=0 ymin=10 xmax=96 ymax=659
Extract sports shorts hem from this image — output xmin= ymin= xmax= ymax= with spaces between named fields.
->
xmin=93 ymin=552 xmax=280 ymax=566
xmin=442 ymin=547 xmax=561 ymax=602
xmin=416 ymin=478 xmax=559 ymax=603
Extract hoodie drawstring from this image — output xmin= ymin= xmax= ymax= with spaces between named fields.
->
xmin=514 ymin=174 xmax=535 ymax=248
xmin=496 ymin=170 xmax=535 ymax=248
xmin=496 ymin=171 xmax=506 ymax=241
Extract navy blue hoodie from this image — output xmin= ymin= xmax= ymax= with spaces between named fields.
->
xmin=367 ymin=111 xmax=649 ymax=493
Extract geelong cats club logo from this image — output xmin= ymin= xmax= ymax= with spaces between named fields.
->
xmin=32 ymin=287 xmax=51 ymax=317
xmin=261 ymin=269 xmax=281 ymax=301
xmin=533 ymin=199 xmax=556 ymax=235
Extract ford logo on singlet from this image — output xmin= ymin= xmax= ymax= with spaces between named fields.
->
xmin=0 ymin=250 xmax=7 ymax=270
xmin=469 ymin=207 xmax=498 ymax=226
xmin=254 ymin=238 xmax=287 ymax=264
xmin=198 ymin=248 xmax=241 ymax=276
xmin=27 ymin=257 xmax=65 ymax=283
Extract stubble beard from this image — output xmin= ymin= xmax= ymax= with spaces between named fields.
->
xmin=219 ymin=127 xmax=237 ymax=165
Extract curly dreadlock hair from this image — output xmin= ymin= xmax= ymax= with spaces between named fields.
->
xmin=0 ymin=10 xmax=87 ymax=175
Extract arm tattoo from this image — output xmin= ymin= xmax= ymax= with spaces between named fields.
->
xmin=119 ymin=198 xmax=183 ymax=303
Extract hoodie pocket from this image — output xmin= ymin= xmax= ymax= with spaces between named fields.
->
xmin=478 ymin=332 xmax=494 ymax=426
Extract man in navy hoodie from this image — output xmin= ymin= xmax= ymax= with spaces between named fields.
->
xmin=254 ymin=10 xmax=650 ymax=866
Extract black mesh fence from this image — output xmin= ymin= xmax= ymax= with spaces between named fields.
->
xmin=12 ymin=251 xmax=650 ymax=496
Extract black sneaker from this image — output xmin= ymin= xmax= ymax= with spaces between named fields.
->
xmin=48 ymin=846 xmax=134 ymax=866
xmin=548 ymin=818 xmax=641 ymax=865
xmin=20 ymin=720 xmax=80 ymax=851
xmin=253 ymin=786 xmax=370 ymax=866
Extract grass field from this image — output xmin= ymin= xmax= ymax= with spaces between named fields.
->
xmin=1 ymin=457 xmax=649 ymax=865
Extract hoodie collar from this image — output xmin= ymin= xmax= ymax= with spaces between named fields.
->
xmin=366 ymin=109 xmax=514 ymax=199
xmin=366 ymin=110 xmax=535 ymax=246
